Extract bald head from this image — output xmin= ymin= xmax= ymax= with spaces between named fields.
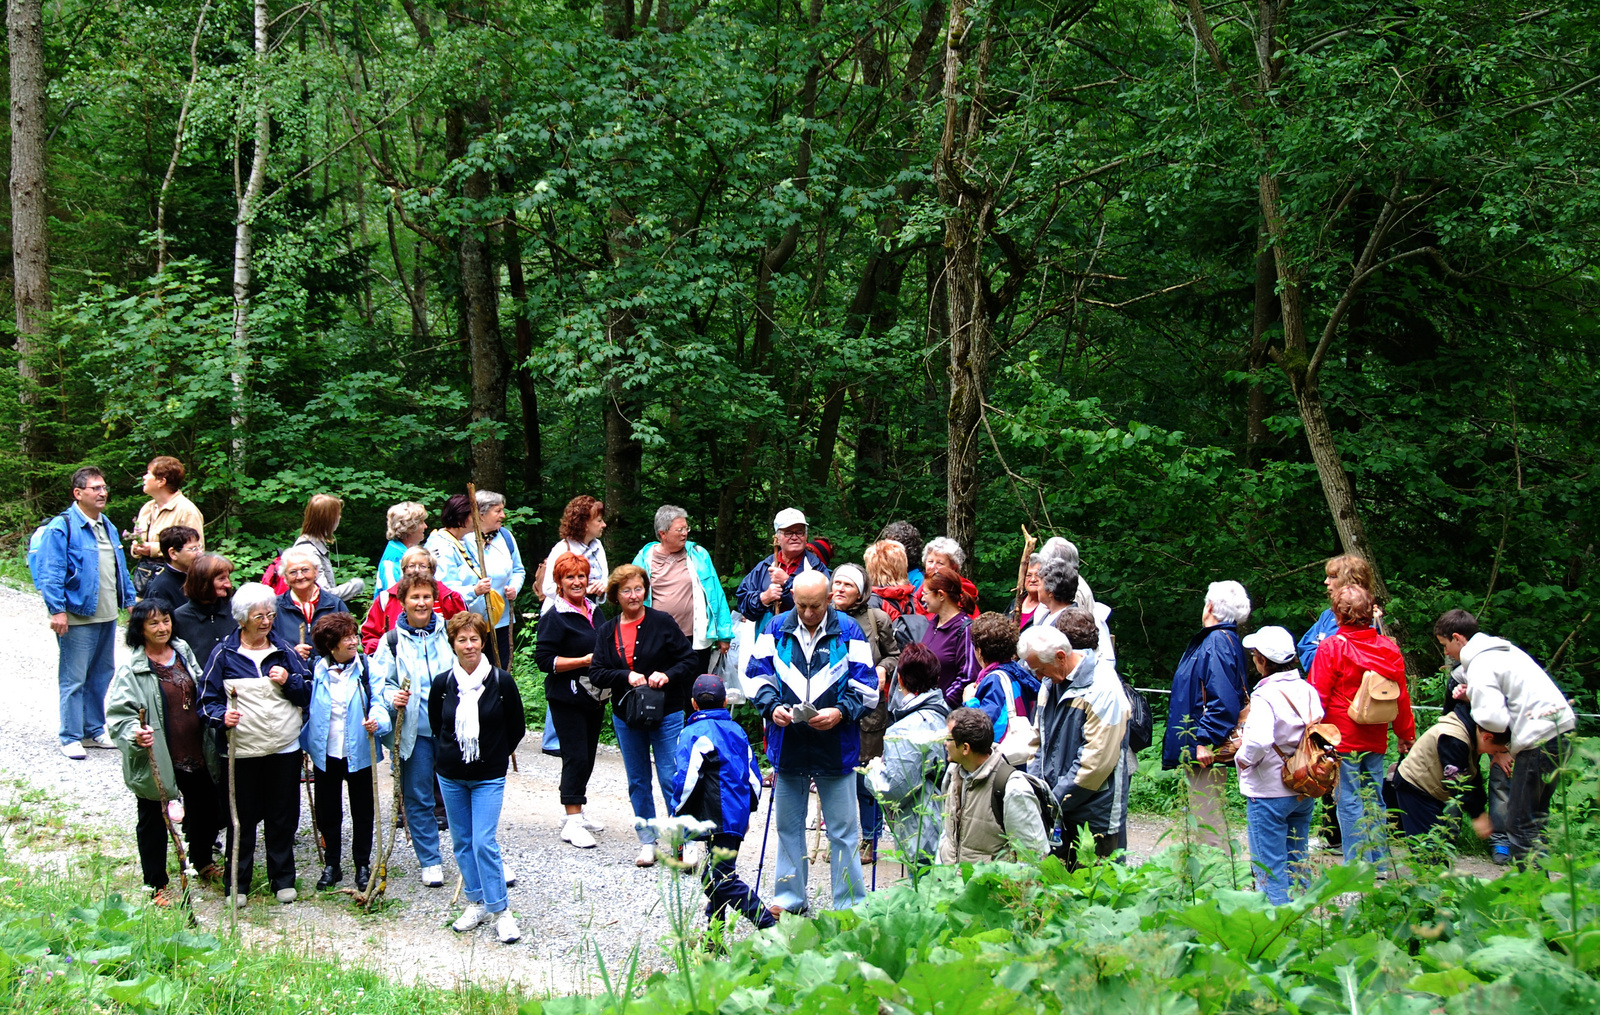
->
xmin=793 ymin=571 xmax=830 ymax=631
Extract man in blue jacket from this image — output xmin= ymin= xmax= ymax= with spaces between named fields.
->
xmin=747 ymin=572 xmax=877 ymax=913
xmin=1161 ymin=580 xmax=1251 ymax=848
xmin=734 ymin=508 xmax=831 ymax=622
xmin=670 ymin=674 xmax=777 ymax=933
xmin=37 ymin=468 xmax=137 ymax=760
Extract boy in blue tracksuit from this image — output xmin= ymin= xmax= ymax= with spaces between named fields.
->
xmin=670 ymin=675 xmax=777 ymax=931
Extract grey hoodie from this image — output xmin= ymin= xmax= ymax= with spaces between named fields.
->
xmin=1458 ymin=633 xmax=1574 ymax=755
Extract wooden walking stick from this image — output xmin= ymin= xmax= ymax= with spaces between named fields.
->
xmin=1013 ymin=525 xmax=1038 ymax=617
xmin=139 ymin=708 xmax=192 ymax=908
xmin=298 ymin=621 xmax=327 ymax=866
xmin=366 ymin=676 xmax=409 ymax=910
xmin=226 ymin=687 xmax=241 ymax=930
xmin=362 ymin=724 xmax=383 ymax=910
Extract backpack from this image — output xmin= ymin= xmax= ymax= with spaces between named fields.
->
xmin=989 ymin=758 xmax=1060 ymax=839
xmin=1272 ymin=692 xmax=1342 ymax=798
xmin=892 ymin=612 xmax=930 ymax=650
xmin=1122 ymin=679 xmax=1153 ymax=753
xmin=260 ymin=555 xmax=290 ymax=594
xmin=1349 ymin=668 xmax=1402 ymax=725
xmin=27 ymin=511 xmax=72 ymax=588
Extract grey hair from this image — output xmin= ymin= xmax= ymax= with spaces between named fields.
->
xmin=653 ymin=504 xmax=688 ymax=536
xmin=1206 ymin=580 xmax=1252 ymax=624
xmin=923 ymin=536 xmax=965 ymax=570
xmin=1017 ymin=624 xmax=1072 ymax=666
xmin=1028 ymin=552 xmax=1043 ymax=567
xmin=474 ymin=489 xmax=506 ymax=512
xmin=232 ymin=581 xmax=280 ymax=625
xmin=1038 ymin=557 xmax=1080 ymax=604
xmin=385 ymin=501 xmax=427 ymax=541
xmin=1040 ymin=537 xmax=1080 ymax=568
xmin=281 ymin=546 xmax=319 ymax=572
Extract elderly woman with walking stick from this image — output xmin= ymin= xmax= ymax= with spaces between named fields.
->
xmin=198 ymin=582 xmax=311 ymax=908
xmin=107 ymin=598 xmax=224 ymax=908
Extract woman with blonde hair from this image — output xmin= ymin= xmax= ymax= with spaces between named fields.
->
xmin=1297 ymin=554 xmax=1380 ymax=670
xmin=289 ymin=494 xmax=365 ymax=602
xmin=865 ymin=539 xmax=917 ymax=621
xmin=376 ymin=502 xmax=428 ymax=592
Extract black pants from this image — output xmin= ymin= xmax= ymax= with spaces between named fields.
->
xmin=135 ymin=766 xmax=223 ymax=889
xmin=547 ymin=696 xmax=605 ymax=806
xmin=693 ymin=647 xmax=714 ymax=675
xmin=224 ymin=751 xmax=302 ymax=894
xmin=1053 ymin=817 xmax=1125 ymax=871
xmin=314 ymin=756 xmax=375 ymax=870
xmin=703 ymin=834 xmax=775 ymax=929
xmin=490 ymin=624 xmax=513 ymax=673
xmin=1508 ymin=735 xmax=1569 ymax=860
xmin=1392 ymin=777 xmax=1450 ymax=838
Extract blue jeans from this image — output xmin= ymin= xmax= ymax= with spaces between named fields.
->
xmin=1336 ymin=751 xmax=1389 ymax=866
xmin=1247 ymin=794 xmax=1316 ymax=904
xmin=58 ymin=621 xmax=116 ymax=744
xmin=612 ymin=710 xmax=684 ymax=844
xmin=400 ymin=735 xmax=443 ymax=867
xmin=772 ymin=770 xmax=865 ymax=912
xmin=438 ymin=775 xmax=508 ymax=913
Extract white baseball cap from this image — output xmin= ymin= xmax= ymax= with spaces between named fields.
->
xmin=1241 ymin=626 xmax=1298 ymax=665
xmin=773 ymin=508 xmax=808 ymax=532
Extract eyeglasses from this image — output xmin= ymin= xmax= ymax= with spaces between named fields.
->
xmin=284 ymin=567 xmax=316 ymax=577
xmin=247 ymin=611 xmax=276 ymax=623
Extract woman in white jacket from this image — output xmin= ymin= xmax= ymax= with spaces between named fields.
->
xmin=1235 ymin=626 xmax=1324 ymax=905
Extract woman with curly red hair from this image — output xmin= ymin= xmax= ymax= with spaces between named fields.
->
xmin=538 ymin=495 xmax=608 ymax=611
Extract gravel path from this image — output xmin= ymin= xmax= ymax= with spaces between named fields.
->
xmin=0 ymin=581 xmax=1494 ymax=995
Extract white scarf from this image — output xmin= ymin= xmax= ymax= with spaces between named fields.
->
xmin=452 ymin=656 xmax=492 ymax=764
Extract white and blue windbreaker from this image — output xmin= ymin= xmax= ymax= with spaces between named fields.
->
xmin=746 ymin=608 xmax=879 ymax=774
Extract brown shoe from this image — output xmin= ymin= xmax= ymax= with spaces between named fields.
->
xmin=196 ymin=864 xmax=225 ymax=884
xmin=860 ymin=841 xmax=877 ymax=866
xmin=152 ymin=885 xmax=178 ymax=908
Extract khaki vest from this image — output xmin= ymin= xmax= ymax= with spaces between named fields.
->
xmin=941 ymin=752 xmax=1011 ymax=862
xmin=226 ymin=677 xmax=304 ymax=758
xmin=1396 ymin=711 xmax=1472 ymax=802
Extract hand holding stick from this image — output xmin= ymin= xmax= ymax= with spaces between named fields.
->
xmin=226 ymin=687 xmax=241 ymax=929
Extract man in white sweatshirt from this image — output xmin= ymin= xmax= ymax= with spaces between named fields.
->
xmin=1435 ymin=608 xmax=1575 ymax=863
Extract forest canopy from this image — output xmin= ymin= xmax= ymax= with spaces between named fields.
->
xmin=1 ymin=0 xmax=1596 ymax=699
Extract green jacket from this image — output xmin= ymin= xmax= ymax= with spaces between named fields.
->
xmin=106 ymin=639 xmax=220 ymax=801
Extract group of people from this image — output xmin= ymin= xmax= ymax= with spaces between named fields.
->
xmin=32 ymin=460 xmax=1581 ymax=938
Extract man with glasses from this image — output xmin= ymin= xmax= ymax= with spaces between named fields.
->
xmin=735 ymin=508 xmax=832 ymax=622
xmin=631 ymin=505 xmax=733 ymax=673
xmin=36 ymin=467 xmax=137 ymax=759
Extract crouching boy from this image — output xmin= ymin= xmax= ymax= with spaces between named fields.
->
xmin=670 ymin=674 xmax=778 ymax=932
xmin=1391 ymin=703 xmax=1508 ymax=840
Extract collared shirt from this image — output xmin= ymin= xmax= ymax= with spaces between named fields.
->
xmin=135 ymin=491 xmax=205 ymax=549
xmin=795 ymin=619 xmax=827 ymax=664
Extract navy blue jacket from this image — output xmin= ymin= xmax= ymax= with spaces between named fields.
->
xmin=196 ymin=628 xmax=312 ymax=730
xmin=1161 ymin=622 xmax=1248 ymax=769
xmin=733 ymin=550 xmax=832 ymax=621
xmin=747 ymin=607 xmax=877 ymax=774
xmin=669 ymin=707 xmax=763 ymax=839
xmin=272 ymin=589 xmax=350 ymax=648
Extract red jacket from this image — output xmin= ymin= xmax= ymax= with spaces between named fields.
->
xmin=1309 ymin=624 xmax=1416 ymax=754
xmin=360 ymin=579 xmax=466 ymax=653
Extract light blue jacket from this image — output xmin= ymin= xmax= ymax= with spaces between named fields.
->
xmin=303 ymin=655 xmax=392 ymax=773
xmin=36 ymin=504 xmax=137 ymax=617
xmin=630 ymin=540 xmax=734 ymax=648
xmin=372 ymin=615 xmax=451 ymax=760
xmin=425 ymin=528 xmax=525 ymax=629
xmin=375 ymin=540 xmax=408 ymax=593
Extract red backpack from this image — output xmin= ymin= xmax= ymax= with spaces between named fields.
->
xmin=259 ymin=556 xmax=290 ymax=594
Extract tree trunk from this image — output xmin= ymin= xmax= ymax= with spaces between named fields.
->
xmin=603 ymin=367 xmax=643 ymax=557
xmin=502 ymin=192 xmax=542 ymax=519
xmin=1290 ymin=378 xmax=1389 ymax=601
xmin=8 ymin=0 xmax=50 ymax=493
xmin=453 ymin=109 xmax=507 ymax=494
xmin=229 ymin=0 xmax=271 ymax=500
xmin=1246 ymin=242 xmax=1276 ymax=466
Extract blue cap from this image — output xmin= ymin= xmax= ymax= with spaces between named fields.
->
xmin=691 ymin=674 xmax=726 ymax=707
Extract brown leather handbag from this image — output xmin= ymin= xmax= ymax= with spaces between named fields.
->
xmin=1272 ymin=694 xmax=1343 ymax=798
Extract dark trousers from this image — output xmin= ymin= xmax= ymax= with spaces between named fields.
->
xmin=490 ymin=625 xmax=513 ymax=674
xmin=693 ymin=647 xmax=714 ymax=674
xmin=135 ymin=766 xmax=223 ymax=889
xmin=703 ymin=834 xmax=775 ymax=929
xmin=225 ymin=751 xmax=302 ymax=894
xmin=314 ymin=755 xmax=376 ymax=870
xmin=1508 ymin=735 xmax=1569 ymax=860
xmin=1392 ymin=777 xmax=1450 ymax=838
xmin=1053 ymin=818 xmax=1124 ymax=871
xmin=547 ymin=696 xmax=605 ymax=806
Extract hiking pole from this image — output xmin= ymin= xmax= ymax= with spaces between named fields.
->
xmin=363 ymin=724 xmax=382 ymax=909
xmin=226 ymin=687 xmax=241 ymax=931
xmin=139 ymin=708 xmax=193 ymax=915
xmin=870 ymin=823 xmax=880 ymax=892
xmin=304 ymin=752 xmax=325 ymax=867
xmin=368 ymin=676 xmax=410 ymax=911
xmin=753 ymin=775 xmax=775 ymax=896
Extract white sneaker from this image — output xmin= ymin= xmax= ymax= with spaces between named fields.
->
xmin=59 ymin=741 xmax=87 ymax=761
xmin=580 ymin=809 xmax=605 ymax=832
xmin=83 ymin=732 xmax=117 ymax=750
xmin=276 ymin=887 xmax=297 ymax=904
xmin=560 ymin=817 xmax=596 ymax=849
xmin=227 ymin=893 xmax=248 ymax=910
xmin=635 ymin=843 xmax=658 ymax=867
xmin=503 ymin=867 xmax=517 ymax=887
xmin=420 ymin=865 xmax=444 ymax=887
xmin=495 ymin=911 xmax=521 ymax=943
xmin=681 ymin=840 xmax=707 ymax=868
xmin=452 ymin=903 xmax=488 ymax=933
